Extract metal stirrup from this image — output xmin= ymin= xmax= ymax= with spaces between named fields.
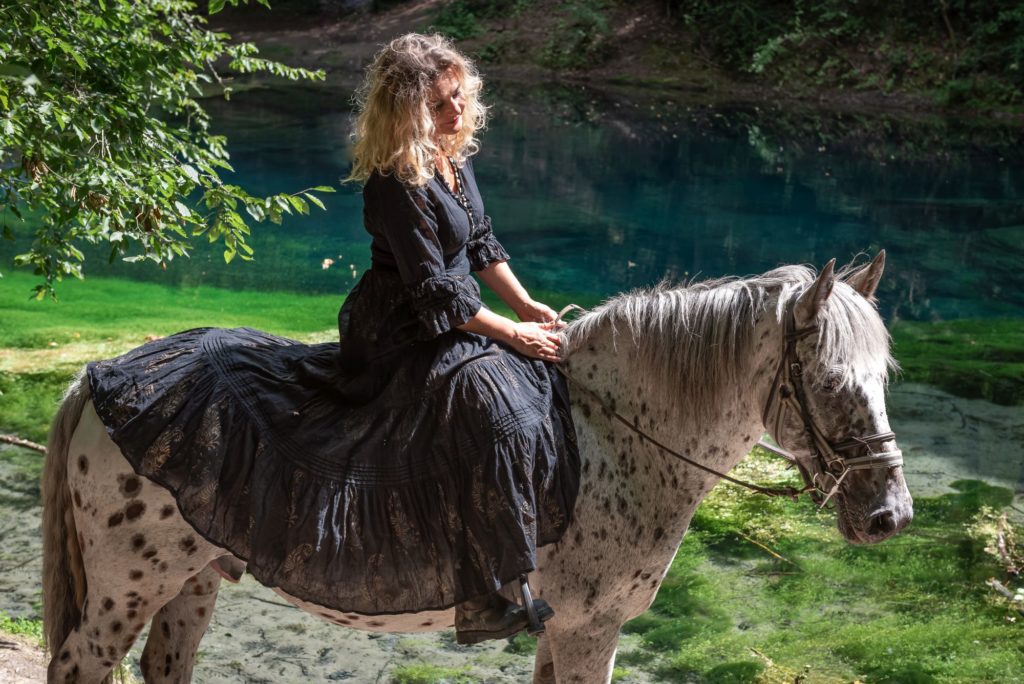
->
xmin=519 ymin=575 xmax=545 ymax=636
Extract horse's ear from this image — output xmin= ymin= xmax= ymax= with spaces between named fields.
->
xmin=845 ymin=250 xmax=886 ymax=301
xmin=795 ymin=258 xmax=836 ymax=323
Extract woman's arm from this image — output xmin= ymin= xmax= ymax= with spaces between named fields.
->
xmin=457 ymin=307 xmax=562 ymax=362
xmin=477 ymin=261 xmax=557 ymax=323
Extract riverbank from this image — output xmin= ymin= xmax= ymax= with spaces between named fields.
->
xmin=212 ymin=0 xmax=1024 ymax=121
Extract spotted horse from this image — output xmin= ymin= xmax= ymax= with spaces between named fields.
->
xmin=42 ymin=253 xmax=912 ymax=683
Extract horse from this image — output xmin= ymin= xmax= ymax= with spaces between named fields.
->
xmin=40 ymin=253 xmax=912 ymax=683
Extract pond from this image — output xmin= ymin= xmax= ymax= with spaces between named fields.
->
xmin=23 ymin=81 xmax=1023 ymax=324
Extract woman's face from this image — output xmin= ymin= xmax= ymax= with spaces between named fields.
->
xmin=429 ymin=70 xmax=465 ymax=139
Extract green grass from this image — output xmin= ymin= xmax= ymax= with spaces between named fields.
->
xmin=390 ymin=663 xmax=476 ymax=684
xmin=0 ymin=270 xmax=340 ymax=349
xmin=0 ymin=271 xmax=343 ymax=442
xmin=890 ymin=318 xmax=1024 ymax=406
xmin=618 ymin=451 xmax=1024 ymax=682
xmin=0 ymin=610 xmax=44 ymax=647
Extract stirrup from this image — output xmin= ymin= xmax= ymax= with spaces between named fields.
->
xmin=519 ymin=575 xmax=549 ymax=636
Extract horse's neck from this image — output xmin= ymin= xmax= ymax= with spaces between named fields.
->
xmin=565 ymin=308 xmax=782 ymax=530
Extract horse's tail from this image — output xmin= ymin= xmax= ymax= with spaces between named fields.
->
xmin=42 ymin=369 xmax=90 ymax=658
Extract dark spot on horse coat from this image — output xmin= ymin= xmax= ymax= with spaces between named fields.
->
xmin=107 ymin=512 xmax=124 ymax=527
xmin=131 ymin=534 xmax=146 ymax=551
xmin=160 ymin=504 xmax=175 ymax=519
xmin=142 ymin=548 xmax=158 ymax=560
xmin=118 ymin=475 xmax=142 ymax=497
xmin=197 ymin=607 xmax=206 ymax=617
xmin=73 ymin=490 xmax=83 ymax=508
xmin=111 ymin=621 xmax=122 ymax=634
xmin=102 ymin=597 xmax=114 ymax=611
xmin=179 ymin=536 xmax=197 ymax=554
xmin=654 ymin=526 xmax=665 ymax=540
xmin=129 ymin=570 xmax=144 ymax=580
xmin=125 ymin=500 xmax=146 ymax=521
xmin=127 ymin=610 xmax=137 ymax=619
xmin=368 ymin=620 xmax=384 ymax=627
xmin=161 ymin=621 xmax=171 ymax=638
xmin=77 ymin=455 xmax=88 ymax=474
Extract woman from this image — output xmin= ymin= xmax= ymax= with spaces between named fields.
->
xmin=85 ymin=32 xmax=578 ymax=647
xmin=337 ymin=33 xmax=580 ymax=643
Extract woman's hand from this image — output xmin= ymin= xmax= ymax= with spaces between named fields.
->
xmin=515 ymin=298 xmax=558 ymax=324
xmin=508 ymin=322 xmax=562 ymax=362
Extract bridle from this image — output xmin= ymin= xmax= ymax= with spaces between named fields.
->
xmin=760 ymin=300 xmax=904 ymax=507
xmin=555 ymin=299 xmax=904 ymax=506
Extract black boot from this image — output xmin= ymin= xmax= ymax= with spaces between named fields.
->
xmin=455 ymin=582 xmax=553 ymax=645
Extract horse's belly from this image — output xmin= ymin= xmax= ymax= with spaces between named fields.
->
xmin=272 ymin=588 xmax=455 ymax=633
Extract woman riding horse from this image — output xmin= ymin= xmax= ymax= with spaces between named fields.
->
xmin=84 ymin=32 xmax=580 ymax=647
xmin=338 ymin=32 xmax=578 ymax=642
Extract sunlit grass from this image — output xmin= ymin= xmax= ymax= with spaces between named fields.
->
xmin=0 ymin=610 xmax=44 ymax=647
xmin=621 ymin=452 xmax=1024 ymax=682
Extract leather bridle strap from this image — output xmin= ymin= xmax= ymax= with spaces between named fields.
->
xmin=761 ymin=302 xmax=904 ymax=506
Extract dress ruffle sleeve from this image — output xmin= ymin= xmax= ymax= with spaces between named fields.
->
xmin=466 ymin=214 xmax=510 ymax=272
xmin=371 ymin=177 xmax=482 ymax=338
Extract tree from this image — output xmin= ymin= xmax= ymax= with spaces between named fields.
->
xmin=0 ymin=0 xmax=334 ymax=298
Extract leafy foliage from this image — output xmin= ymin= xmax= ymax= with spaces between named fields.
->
xmin=669 ymin=0 xmax=1024 ymax=106
xmin=0 ymin=0 xmax=334 ymax=297
xmin=538 ymin=0 xmax=612 ymax=70
xmin=428 ymin=0 xmax=530 ymax=41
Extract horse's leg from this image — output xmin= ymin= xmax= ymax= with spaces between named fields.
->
xmin=544 ymin=616 xmax=622 ymax=684
xmin=532 ymin=634 xmax=556 ymax=684
xmin=49 ymin=402 xmax=222 ymax=683
xmin=139 ymin=564 xmax=222 ymax=683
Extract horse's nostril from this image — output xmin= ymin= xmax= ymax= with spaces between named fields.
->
xmin=868 ymin=510 xmax=896 ymax=536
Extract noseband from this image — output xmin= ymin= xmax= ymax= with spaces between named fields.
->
xmin=761 ymin=302 xmax=904 ymax=507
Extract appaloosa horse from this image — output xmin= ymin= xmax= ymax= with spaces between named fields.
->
xmin=42 ymin=253 xmax=912 ymax=683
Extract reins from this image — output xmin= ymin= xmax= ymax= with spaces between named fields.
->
xmin=553 ymin=305 xmax=810 ymax=501
xmin=553 ymin=297 xmax=904 ymax=506
xmin=556 ymin=367 xmax=812 ymax=500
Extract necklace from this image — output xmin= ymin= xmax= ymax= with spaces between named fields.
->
xmin=443 ymin=155 xmax=477 ymax=233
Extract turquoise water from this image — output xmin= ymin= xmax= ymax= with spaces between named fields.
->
xmin=6 ymin=83 xmax=1024 ymax=322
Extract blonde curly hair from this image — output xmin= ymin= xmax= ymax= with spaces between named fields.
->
xmin=348 ymin=33 xmax=487 ymax=187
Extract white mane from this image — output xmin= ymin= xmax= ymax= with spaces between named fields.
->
xmin=563 ymin=264 xmax=896 ymax=424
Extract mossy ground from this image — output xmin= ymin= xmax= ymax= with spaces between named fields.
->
xmin=620 ymin=453 xmax=1024 ymax=683
xmin=890 ymin=318 xmax=1024 ymax=407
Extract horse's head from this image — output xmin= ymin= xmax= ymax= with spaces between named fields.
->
xmin=763 ymin=251 xmax=913 ymax=544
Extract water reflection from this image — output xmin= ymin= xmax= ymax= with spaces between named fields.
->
xmin=5 ymin=82 xmax=1024 ymax=322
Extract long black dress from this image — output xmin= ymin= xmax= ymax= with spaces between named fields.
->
xmin=86 ymin=158 xmax=580 ymax=615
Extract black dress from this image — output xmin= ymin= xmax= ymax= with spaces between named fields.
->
xmin=86 ymin=158 xmax=580 ymax=615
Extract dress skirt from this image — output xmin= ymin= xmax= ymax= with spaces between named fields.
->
xmin=87 ymin=314 xmax=579 ymax=614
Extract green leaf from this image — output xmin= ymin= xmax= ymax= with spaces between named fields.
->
xmin=174 ymin=200 xmax=191 ymax=218
xmin=287 ymin=195 xmax=309 ymax=215
xmin=303 ymin=192 xmax=325 ymax=211
xmin=208 ymin=0 xmax=227 ymax=14
xmin=311 ymin=185 xmax=336 ymax=193
xmin=181 ymin=164 xmax=200 ymax=184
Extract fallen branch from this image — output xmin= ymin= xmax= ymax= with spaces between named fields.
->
xmin=735 ymin=531 xmax=799 ymax=568
xmin=986 ymin=577 xmax=1024 ymax=616
xmin=0 ymin=434 xmax=46 ymax=454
